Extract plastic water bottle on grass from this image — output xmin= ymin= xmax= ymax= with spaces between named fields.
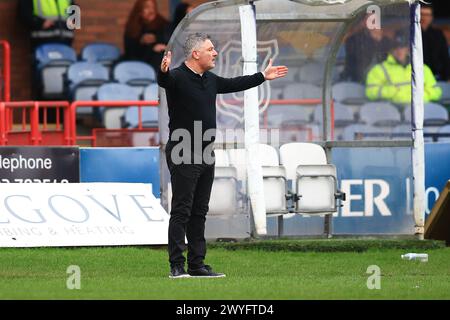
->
xmin=401 ymin=253 xmax=428 ymax=262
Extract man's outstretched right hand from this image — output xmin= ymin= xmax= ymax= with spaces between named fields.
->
xmin=161 ymin=51 xmax=172 ymax=73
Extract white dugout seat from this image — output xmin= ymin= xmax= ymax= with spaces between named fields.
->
xmin=227 ymin=145 xmax=288 ymax=216
xmin=166 ymin=149 xmax=238 ymax=216
xmin=279 ymin=142 xmax=345 ymax=214
xmin=208 ymin=149 xmax=239 ymax=216
xmin=212 ymin=143 xmax=345 ymax=216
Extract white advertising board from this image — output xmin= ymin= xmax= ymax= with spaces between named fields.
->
xmin=0 ymin=183 xmax=169 ymax=247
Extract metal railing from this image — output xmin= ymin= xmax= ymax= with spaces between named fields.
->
xmin=69 ymin=100 xmax=159 ymax=145
xmin=0 ymin=101 xmax=71 ymax=145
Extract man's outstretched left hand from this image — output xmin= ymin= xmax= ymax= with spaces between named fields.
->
xmin=263 ymin=59 xmax=288 ymax=80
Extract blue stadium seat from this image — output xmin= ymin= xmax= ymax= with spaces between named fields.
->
xmin=81 ymin=42 xmax=121 ymax=64
xmin=67 ymin=62 xmax=110 ymax=116
xmin=392 ymin=124 xmax=412 ymax=140
xmin=359 ymin=102 xmax=402 ymax=127
xmin=122 ymin=84 xmax=159 ymax=128
xmin=437 ymin=124 xmax=450 ymax=142
xmin=313 ymin=102 xmax=355 ymax=127
xmin=298 ymin=62 xmax=324 ymax=85
xmin=314 ymin=103 xmax=355 ymax=140
xmin=437 ymin=81 xmax=450 ymax=104
xmin=283 ymin=83 xmax=321 ymax=100
xmin=97 ymin=83 xmax=140 ymax=129
xmin=113 ymin=61 xmax=156 ymax=97
xmin=332 ymin=81 xmax=366 ymax=105
xmin=68 ymin=62 xmax=109 ymax=92
xmin=267 ymin=104 xmax=315 ymax=127
xmin=81 ymin=43 xmax=121 ymax=74
xmin=403 ymin=103 xmax=449 ymax=127
xmin=423 ymin=102 xmax=449 ymax=126
xmin=35 ymin=43 xmax=77 ymax=67
xmin=35 ymin=43 xmax=77 ymax=99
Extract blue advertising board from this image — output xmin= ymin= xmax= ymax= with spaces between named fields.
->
xmin=332 ymin=147 xmax=414 ymax=234
xmin=78 ymin=144 xmax=450 ymax=235
xmin=80 ymin=147 xmax=160 ymax=198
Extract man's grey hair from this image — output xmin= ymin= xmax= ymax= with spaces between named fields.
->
xmin=183 ymin=33 xmax=211 ymax=59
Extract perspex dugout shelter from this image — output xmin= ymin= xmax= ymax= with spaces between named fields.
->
xmin=158 ymin=0 xmax=427 ymax=239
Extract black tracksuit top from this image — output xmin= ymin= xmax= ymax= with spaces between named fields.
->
xmin=157 ymin=63 xmax=265 ymax=149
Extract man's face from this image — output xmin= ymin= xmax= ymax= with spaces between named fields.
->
xmin=420 ymin=7 xmax=433 ymax=30
xmin=193 ymin=39 xmax=218 ymax=72
xmin=393 ymin=46 xmax=409 ymax=65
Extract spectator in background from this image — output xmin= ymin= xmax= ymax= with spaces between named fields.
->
xmin=421 ymin=3 xmax=450 ymax=81
xmin=170 ymin=0 xmax=207 ymax=35
xmin=124 ymin=0 xmax=170 ymax=72
xmin=341 ymin=15 xmax=389 ymax=83
xmin=18 ymin=0 xmax=75 ymax=51
xmin=19 ymin=0 xmax=76 ymax=123
xmin=366 ymin=31 xmax=442 ymax=105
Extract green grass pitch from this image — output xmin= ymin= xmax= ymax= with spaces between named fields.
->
xmin=0 ymin=239 xmax=449 ymax=299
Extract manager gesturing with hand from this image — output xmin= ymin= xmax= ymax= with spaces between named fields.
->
xmin=158 ymin=33 xmax=288 ymax=279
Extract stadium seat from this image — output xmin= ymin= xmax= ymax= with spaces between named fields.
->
xmin=313 ymin=102 xmax=355 ymax=127
xmin=332 ymin=81 xmax=366 ymax=105
xmin=35 ymin=43 xmax=77 ymax=99
xmin=227 ymin=148 xmax=247 ymax=182
xmin=208 ymin=149 xmax=239 ymax=216
xmin=342 ymin=124 xmax=386 ymax=140
xmin=122 ymin=84 xmax=159 ymax=128
xmin=437 ymin=81 xmax=450 ymax=104
xmin=226 ymin=145 xmax=288 ymax=215
xmin=314 ymin=103 xmax=355 ymax=140
xmin=67 ymin=62 xmax=109 ymax=116
xmin=359 ymin=102 xmax=402 ymax=127
xmin=258 ymin=144 xmax=288 ymax=215
xmin=437 ymin=124 xmax=450 ymax=142
xmin=113 ymin=61 xmax=156 ymax=97
xmin=96 ymin=83 xmax=140 ymax=129
xmin=283 ymin=82 xmax=322 ymax=100
xmin=423 ymin=102 xmax=449 ymax=126
xmin=81 ymin=42 xmax=121 ymax=72
xmin=392 ymin=124 xmax=412 ymax=140
xmin=403 ymin=103 xmax=448 ymax=141
xmin=403 ymin=105 xmax=412 ymax=123
xmin=423 ymin=125 xmax=440 ymax=143
xmin=404 ymin=103 xmax=449 ymax=126
xmin=279 ymin=142 xmax=344 ymax=214
xmin=266 ymin=104 xmax=314 ymax=127
xmin=277 ymin=83 xmax=321 ymax=127
xmin=298 ymin=62 xmax=324 ymax=85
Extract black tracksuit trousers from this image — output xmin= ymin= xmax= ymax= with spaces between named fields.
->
xmin=165 ymin=148 xmax=215 ymax=269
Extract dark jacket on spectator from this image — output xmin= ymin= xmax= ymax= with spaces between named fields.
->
xmin=422 ymin=26 xmax=450 ymax=81
xmin=124 ymin=21 xmax=170 ymax=72
xmin=18 ymin=0 xmax=75 ymax=50
xmin=342 ymin=29 xmax=389 ymax=83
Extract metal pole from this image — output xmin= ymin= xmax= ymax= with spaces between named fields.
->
xmin=410 ymin=2 xmax=425 ymax=239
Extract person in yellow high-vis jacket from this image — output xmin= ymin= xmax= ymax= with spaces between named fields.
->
xmin=366 ymin=31 xmax=442 ymax=105
xmin=19 ymin=0 xmax=75 ymax=50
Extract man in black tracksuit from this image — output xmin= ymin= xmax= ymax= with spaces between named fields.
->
xmin=158 ymin=33 xmax=288 ymax=278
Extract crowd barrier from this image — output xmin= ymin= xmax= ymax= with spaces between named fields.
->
xmin=0 ymin=97 xmax=338 ymax=146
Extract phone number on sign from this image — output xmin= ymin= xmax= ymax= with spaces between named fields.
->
xmin=1 ymin=179 xmax=69 ymax=183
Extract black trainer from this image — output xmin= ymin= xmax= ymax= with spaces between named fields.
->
xmin=188 ymin=265 xmax=226 ymax=278
xmin=169 ymin=265 xmax=191 ymax=279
